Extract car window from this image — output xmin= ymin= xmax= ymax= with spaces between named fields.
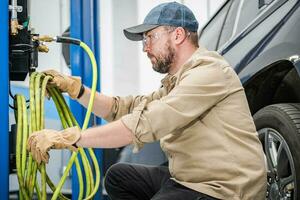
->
xmin=259 ymin=0 xmax=275 ymax=8
xmin=217 ymin=0 xmax=240 ymax=49
xmin=199 ymin=1 xmax=232 ymax=51
xmin=236 ymin=0 xmax=260 ymax=34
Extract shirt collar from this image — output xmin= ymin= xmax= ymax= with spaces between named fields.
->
xmin=161 ymin=46 xmax=207 ymax=89
xmin=161 ymin=74 xmax=177 ymax=92
xmin=174 ymin=46 xmax=207 ymax=80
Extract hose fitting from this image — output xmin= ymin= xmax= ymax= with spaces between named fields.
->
xmin=32 ymin=35 xmax=55 ymax=42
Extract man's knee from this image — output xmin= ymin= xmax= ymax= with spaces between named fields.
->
xmin=104 ymin=163 xmax=131 ymax=191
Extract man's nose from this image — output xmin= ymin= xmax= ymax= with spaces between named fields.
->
xmin=143 ymin=44 xmax=150 ymax=52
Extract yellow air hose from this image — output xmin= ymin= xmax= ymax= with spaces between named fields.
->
xmin=14 ymin=37 xmax=101 ymax=200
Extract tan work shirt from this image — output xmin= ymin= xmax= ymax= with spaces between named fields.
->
xmin=104 ymin=47 xmax=267 ymax=200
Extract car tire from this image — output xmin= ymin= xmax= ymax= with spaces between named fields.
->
xmin=253 ymin=103 xmax=300 ymax=200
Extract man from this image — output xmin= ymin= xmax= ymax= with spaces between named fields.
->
xmin=27 ymin=2 xmax=267 ymax=200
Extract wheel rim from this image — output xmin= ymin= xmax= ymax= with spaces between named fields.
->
xmin=258 ymin=128 xmax=297 ymax=200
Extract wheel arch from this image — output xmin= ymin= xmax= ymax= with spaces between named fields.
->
xmin=243 ymin=59 xmax=300 ymax=115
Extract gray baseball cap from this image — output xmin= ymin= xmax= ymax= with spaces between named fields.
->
xmin=124 ymin=2 xmax=199 ymax=41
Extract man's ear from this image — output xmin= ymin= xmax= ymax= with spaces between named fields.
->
xmin=174 ymin=27 xmax=188 ymax=45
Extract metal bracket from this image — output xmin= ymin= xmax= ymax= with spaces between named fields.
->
xmin=8 ymin=5 xmax=23 ymax=13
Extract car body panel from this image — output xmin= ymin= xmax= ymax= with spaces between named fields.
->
xmin=199 ymin=0 xmax=300 ymax=84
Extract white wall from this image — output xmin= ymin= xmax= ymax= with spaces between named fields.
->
xmin=100 ymin=0 xmax=225 ymax=96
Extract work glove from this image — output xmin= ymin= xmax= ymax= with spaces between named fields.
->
xmin=44 ymin=70 xmax=82 ymax=99
xmin=27 ymin=127 xmax=81 ymax=164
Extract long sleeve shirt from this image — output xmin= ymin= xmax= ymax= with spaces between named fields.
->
xmin=104 ymin=47 xmax=267 ymax=200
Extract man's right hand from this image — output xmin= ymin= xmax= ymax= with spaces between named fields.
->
xmin=44 ymin=70 xmax=82 ymax=99
xmin=27 ymin=127 xmax=81 ymax=164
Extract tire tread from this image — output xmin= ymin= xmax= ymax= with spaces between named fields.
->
xmin=269 ymin=104 xmax=300 ymax=135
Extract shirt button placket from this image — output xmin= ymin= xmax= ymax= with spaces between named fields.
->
xmin=169 ymin=153 xmax=174 ymax=176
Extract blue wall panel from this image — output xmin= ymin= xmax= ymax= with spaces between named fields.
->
xmin=0 ymin=0 xmax=9 ymax=199
xmin=70 ymin=0 xmax=103 ymax=199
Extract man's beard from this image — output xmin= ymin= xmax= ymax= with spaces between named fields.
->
xmin=151 ymin=43 xmax=175 ymax=74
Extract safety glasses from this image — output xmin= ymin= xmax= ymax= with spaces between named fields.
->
xmin=142 ymin=30 xmax=173 ymax=48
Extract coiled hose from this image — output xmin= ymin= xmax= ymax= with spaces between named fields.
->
xmin=14 ymin=38 xmax=100 ymax=200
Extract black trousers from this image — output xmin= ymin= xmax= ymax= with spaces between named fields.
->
xmin=104 ymin=163 xmax=218 ymax=200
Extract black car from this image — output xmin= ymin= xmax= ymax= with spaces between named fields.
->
xmin=199 ymin=0 xmax=300 ymax=199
